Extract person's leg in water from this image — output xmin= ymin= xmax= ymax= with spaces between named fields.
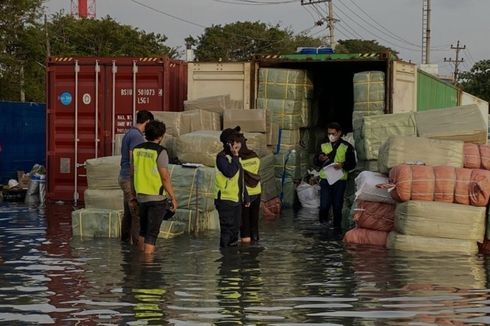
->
xmin=249 ymin=196 xmax=261 ymax=242
xmin=240 ymin=202 xmax=251 ymax=243
xmin=119 ymin=177 xmax=139 ymax=245
xmin=319 ymin=179 xmax=332 ymax=225
xmin=139 ymin=201 xmax=166 ymax=254
xmin=217 ymin=200 xmax=241 ymax=248
xmin=332 ymin=180 xmax=347 ymax=231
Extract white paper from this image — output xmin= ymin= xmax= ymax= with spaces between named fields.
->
xmin=323 ymin=163 xmax=344 ymax=185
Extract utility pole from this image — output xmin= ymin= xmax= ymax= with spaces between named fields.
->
xmin=444 ymin=41 xmax=465 ymax=83
xmin=421 ymin=0 xmax=431 ymax=64
xmin=301 ymin=0 xmax=336 ymax=49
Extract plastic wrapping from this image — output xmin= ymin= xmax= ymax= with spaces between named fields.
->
xmin=296 ymin=182 xmax=320 ymax=208
xmin=378 ymin=136 xmax=464 ymax=174
xmin=354 ymin=112 xmax=417 ymax=161
xmin=257 ymin=68 xmax=313 ymax=100
xmin=395 ymin=201 xmax=485 ymax=241
xmin=416 ymin=104 xmax=487 ymax=144
xmin=84 ymin=189 xmax=124 ymax=210
xmin=386 ymin=231 xmax=478 ymax=254
xmin=273 ymin=148 xmax=308 ymax=179
xmin=159 ymin=220 xmax=186 ymax=239
xmin=172 ymin=209 xmax=220 ymax=233
xmin=85 ymin=156 xmax=121 ymax=190
xmin=152 ymin=110 xmax=221 ymax=137
xmin=354 ymin=171 xmax=394 ymax=204
xmin=184 ymin=95 xmax=230 ymax=114
xmin=343 ymin=228 xmax=389 ymax=246
xmin=353 ymin=71 xmax=385 ymax=113
xmin=276 ymin=177 xmax=296 ymax=208
xmin=464 ymin=143 xmax=490 ymax=170
xmin=259 ymin=154 xmax=279 ymax=201
xmin=257 ymin=98 xmax=310 ymax=129
xmin=353 ymin=201 xmax=395 ymax=232
xmin=223 ymin=109 xmax=267 ymax=132
xmin=72 ymin=208 xmax=123 ymax=238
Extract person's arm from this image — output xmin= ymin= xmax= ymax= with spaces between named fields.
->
xmin=342 ymin=143 xmax=357 ymax=171
xmin=159 ymin=167 xmax=177 ymax=211
xmin=314 ymin=144 xmax=328 ymax=167
xmin=216 ymin=154 xmax=240 ymax=178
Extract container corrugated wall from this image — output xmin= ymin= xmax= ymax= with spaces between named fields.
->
xmin=0 ymin=101 xmax=46 ymax=184
xmin=46 ymin=56 xmax=187 ymax=202
xmin=417 ymin=69 xmax=459 ymax=111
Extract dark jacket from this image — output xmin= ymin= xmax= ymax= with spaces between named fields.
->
xmin=216 ymin=151 xmax=250 ymax=204
xmin=314 ymin=138 xmax=356 ymax=171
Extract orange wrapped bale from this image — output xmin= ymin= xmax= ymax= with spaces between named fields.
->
xmin=479 ymin=145 xmax=490 ymax=170
xmin=470 ymin=169 xmax=490 ymax=207
xmin=464 ymin=143 xmax=481 ymax=169
xmin=389 ymin=164 xmax=490 ymax=207
xmin=261 ymin=198 xmax=281 ymax=220
xmin=353 ymin=201 xmax=395 ymax=232
xmin=433 ymin=166 xmax=456 ymax=203
xmin=343 ymin=228 xmax=389 ymax=246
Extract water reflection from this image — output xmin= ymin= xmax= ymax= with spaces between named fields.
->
xmin=1 ymin=204 xmax=490 ymax=325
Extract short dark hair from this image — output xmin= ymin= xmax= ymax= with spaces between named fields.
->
xmin=145 ymin=120 xmax=166 ymax=141
xmin=136 ymin=110 xmax=154 ymax=124
xmin=327 ymin=122 xmax=342 ymax=132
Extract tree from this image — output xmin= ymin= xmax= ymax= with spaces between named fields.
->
xmin=191 ymin=21 xmax=322 ymax=61
xmin=0 ymin=0 xmax=43 ymax=102
xmin=335 ymin=39 xmax=399 ymax=58
xmin=459 ymin=60 xmax=490 ymax=102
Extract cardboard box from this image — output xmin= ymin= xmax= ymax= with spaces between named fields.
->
xmin=223 ymin=109 xmax=267 ymax=133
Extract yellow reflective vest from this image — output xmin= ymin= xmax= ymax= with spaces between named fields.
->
xmin=319 ymin=142 xmax=349 ymax=181
xmin=133 ymin=142 xmax=166 ymax=196
xmin=241 ymin=157 xmax=261 ymax=196
xmin=215 ymin=154 xmax=241 ymax=202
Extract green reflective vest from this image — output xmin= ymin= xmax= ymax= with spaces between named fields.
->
xmin=241 ymin=157 xmax=262 ymax=196
xmin=133 ymin=142 xmax=166 ymax=196
xmin=319 ymin=142 xmax=348 ymax=181
xmin=215 ymin=155 xmax=241 ymax=202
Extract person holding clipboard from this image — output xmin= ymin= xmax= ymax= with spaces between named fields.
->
xmin=314 ymin=122 xmax=356 ymax=231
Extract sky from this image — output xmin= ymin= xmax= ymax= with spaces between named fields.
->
xmin=44 ymin=0 xmax=490 ymax=76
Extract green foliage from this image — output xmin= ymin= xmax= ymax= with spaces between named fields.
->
xmin=459 ymin=60 xmax=490 ymax=102
xmin=335 ymin=39 xmax=399 ymax=58
xmin=192 ymin=21 xmax=322 ymax=61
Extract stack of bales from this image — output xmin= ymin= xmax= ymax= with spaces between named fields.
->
xmin=256 ymin=68 xmax=314 ymax=207
xmin=344 ymin=104 xmax=489 ymax=254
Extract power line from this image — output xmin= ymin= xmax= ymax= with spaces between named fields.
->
xmin=444 ymin=40 xmax=466 ymax=83
xmin=213 ymin=0 xmax=297 ymax=4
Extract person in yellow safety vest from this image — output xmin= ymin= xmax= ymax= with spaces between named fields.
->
xmin=132 ymin=120 xmax=178 ymax=254
xmin=215 ymin=126 xmax=250 ymax=248
xmin=314 ymin=122 xmax=356 ymax=231
xmin=238 ymin=134 xmax=261 ymax=243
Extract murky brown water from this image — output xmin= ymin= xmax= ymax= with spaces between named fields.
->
xmin=1 ymin=203 xmax=490 ymax=325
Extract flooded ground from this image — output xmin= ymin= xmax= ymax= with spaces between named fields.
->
xmin=1 ymin=203 xmax=490 ymax=325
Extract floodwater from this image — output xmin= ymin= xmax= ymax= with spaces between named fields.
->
xmin=1 ymin=203 xmax=490 ymax=325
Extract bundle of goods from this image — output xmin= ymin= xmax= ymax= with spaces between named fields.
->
xmin=354 ymin=171 xmax=394 ymax=204
xmin=261 ymin=197 xmax=281 ymax=219
xmin=184 ymin=95 xmax=230 ymax=114
xmin=84 ymin=156 xmax=123 ymax=210
xmin=353 ymin=201 xmax=395 ymax=232
xmin=276 ymin=177 xmax=296 ymax=208
xmin=72 ymin=208 xmax=122 ymax=238
xmin=171 ymin=209 xmax=219 ymax=234
xmin=343 ymin=228 xmax=389 ymax=246
xmin=378 ymin=136 xmax=464 ymax=174
xmin=223 ymin=109 xmax=267 ymax=133
xmin=259 ymin=154 xmax=279 ymax=202
xmin=159 ymin=220 xmax=187 ymax=239
xmin=463 ymin=143 xmax=490 ymax=169
xmin=415 ymin=104 xmax=487 ymax=144
xmin=151 ymin=110 xmax=221 ymax=137
xmin=386 ymin=232 xmax=479 ymax=254
xmin=176 ymin=131 xmax=268 ymax=167
xmin=388 ymin=164 xmax=490 ymax=207
xmin=353 ymin=71 xmax=385 ymax=115
xmin=273 ymin=147 xmax=309 ymax=180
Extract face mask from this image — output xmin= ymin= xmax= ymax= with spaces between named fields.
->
xmin=328 ymin=134 xmax=338 ymax=143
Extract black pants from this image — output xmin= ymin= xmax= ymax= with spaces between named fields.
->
xmin=139 ymin=200 xmax=166 ymax=245
xmin=216 ymin=200 xmax=241 ymax=248
xmin=319 ymin=179 xmax=347 ymax=228
xmin=241 ymin=195 xmax=261 ymax=241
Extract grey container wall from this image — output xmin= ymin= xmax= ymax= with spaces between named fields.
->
xmin=0 ymin=101 xmax=46 ymax=184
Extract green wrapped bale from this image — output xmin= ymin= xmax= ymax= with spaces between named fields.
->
xmin=85 ymin=156 xmax=121 ymax=190
xmin=273 ymin=148 xmax=308 ymax=179
xmin=257 ymin=98 xmax=310 ymax=129
xmin=259 ymin=154 xmax=279 ymax=201
xmin=275 ymin=177 xmax=296 ymax=208
xmin=172 ymin=209 xmax=220 ymax=233
xmin=72 ymin=208 xmax=123 ymax=238
xmin=353 ymin=71 xmax=385 ymax=113
xmin=84 ymin=189 xmax=124 ymax=210
xmin=159 ymin=220 xmax=186 ymax=239
xmin=258 ymin=68 xmax=313 ymax=100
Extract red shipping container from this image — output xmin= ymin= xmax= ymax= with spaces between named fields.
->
xmin=46 ymin=56 xmax=187 ymax=203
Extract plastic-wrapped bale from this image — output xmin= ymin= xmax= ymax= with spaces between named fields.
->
xmin=416 ymin=104 xmax=487 ymax=144
xmin=356 ymin=160 xmax=379 ymax=173
xmin=464 ymin=144 xmax=490 ymax=170
xmin=353 ymin=112 xmax=417 ymax=161
xmin=353 ymin=201 xmax=395 ymax=232
xmin=260 ymin=154 xmax=279 ymax=201
xmin=168 ymin=165 xmax=215 ymax=212
xmin=343 ymin=228 xmax=389 ymax=246
xmin=161 ymin=134 xmax=177 ymax=161
xmin=354 ymin=171 xmax=394 ymax=204
xmin=72 ymin=208 xmax=122 ymax=238
xmin=257 ymin=98 xmax=310 ymax=129
xmin=276 ymin=177 xmax=296 ymax=208
xmin=353 ymin=71 xmax=385 ymax=113
xmin=395 ymin=201 xmax=485 ymax=241
xmin=152 ymin=110 xmax=221 ymax=137
xmin=342 ymin=200 xmax=356 ymax=232
xmin=151 ymin=111 xmax=183 ymax=137
xmin=257 ymin=68 xmax=313 ymax=101
xmin=272 ymin=129 xmax=301 ymax=151
xmin=262 ymin=197 xmax=281 ymax=219
xmin=223 ymin=109 xmax=266 ymax=132
xmin=378 ymin=136 xmax=464 ymax=174
xmin=184 ymin=95 xmax=230 ymax=114
xmin=159 ymin=220 xmax=186 ymax=239
xmin=85 ymin=156 xmax=121 ymax=190
xmin=84 ymin=189 xmax=123 ymax=210
xmin=273 ymin=148 xmax=308 ymax=179
xmin=172 ymin=209 xmax=220 ymax=233
xmin=386 ymin=231 xmax=478 ymax=254
xmin=176 ymin=131 xmax=268 ymax=167
xmin=389 ymin=165 xmax=490 ymax=207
